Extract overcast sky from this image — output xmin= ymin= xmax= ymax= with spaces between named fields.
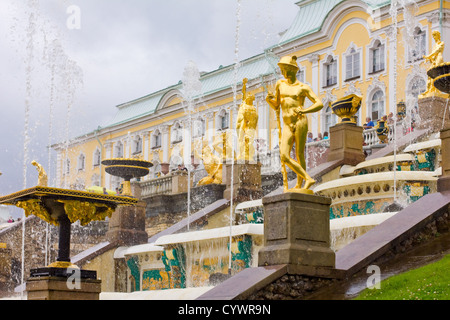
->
xmin=0 ymin=0 xmax=298 ymax=206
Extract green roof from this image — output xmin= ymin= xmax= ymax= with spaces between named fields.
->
xmin=277 ymin=0 xmax=391 ymax=47
xmin=102 ymin=53 xmax=279 ymax=129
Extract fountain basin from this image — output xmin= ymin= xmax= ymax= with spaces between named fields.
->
xmin=0 ymin=186 xmax=138 ymax=273
xmin=427 ymin=62 xmax=450 ymax=94
xmin=120 ymin=224 xmax=263 ymax=291
xmin=102 ymin=158 xmax=153 ymax=196
xmin=314 ymin=171 xmax=437 ymax=219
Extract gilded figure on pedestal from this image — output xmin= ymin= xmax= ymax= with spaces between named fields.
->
xmin=266 ymin=55 xmax=324 ymax=194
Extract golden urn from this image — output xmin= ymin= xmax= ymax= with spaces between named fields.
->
xmin=331 ymin=94 xmax=362 ymax=125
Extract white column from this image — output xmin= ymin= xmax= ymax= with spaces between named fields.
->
xmin=161 ymin=125 xmax=170 ymax=163
xmin=104 ymin=142 xmax=113 ymax=189
xmin=182 ymin=120 xmax=192 ymax=166
xmin=205 ymin=111 xmax=215 ymax=145
xmin=388 ymin=26 xmax=396 ymax=115
xmin=143 ymin=131 xmax=150 ymax=161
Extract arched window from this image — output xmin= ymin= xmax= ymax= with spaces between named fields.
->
xmin=152 ymin=130 xmax=162 ymax=149
xmin=115 ymin=141 xmax=124 ymax=158
xmin=193 ymin=118 xmax=206 ymax=138
xmin=77 ymin=154 xmax=85 ymax=171
xmin=323 ymin=105 xmax=337 ymax=133
xmin=133 ymin=135 xmax=143 ymax=154
xmin=218 ymin=110 xmax=229 ymax=130
xmin=171 ymin=123 xmax=183 ymax=144
xmin=371 ymin=90 xmax=385 ymax=122
xmin=323 ymin=55 xmax=337 ymax=87
xmin=93 ymin=149 xmax=101 ymax=166
xmin=408 ymin=27 xmax=426 ymax=63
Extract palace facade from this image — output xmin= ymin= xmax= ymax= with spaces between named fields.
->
xmin=53 ymin=0 xmax=450 ymax=192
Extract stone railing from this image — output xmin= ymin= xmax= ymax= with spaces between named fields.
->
xmin=363 ymin=125 xmax=397 ymax=147
xmin=140 ymin=171 xmax=192 ymax=199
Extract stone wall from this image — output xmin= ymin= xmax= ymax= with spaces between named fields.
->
xmin=246 ymin=207 xmax=450 ymax=300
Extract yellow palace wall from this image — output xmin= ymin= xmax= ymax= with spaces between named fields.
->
xmin=55 ymin=1 xmax=446 ymax=190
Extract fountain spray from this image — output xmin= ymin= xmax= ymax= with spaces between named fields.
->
xmin=228 ymin=0 xmax=242 ymax=276
xmin=181 ymin=61 xmax=202 ymax=232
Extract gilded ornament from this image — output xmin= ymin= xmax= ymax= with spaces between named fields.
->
xmin=266 ymin=55 xmax=324 ymax=193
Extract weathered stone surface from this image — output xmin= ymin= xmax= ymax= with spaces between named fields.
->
xmin=417 ymin=96 xmax=450 ymax=132
xmin=26 ymin=276 xmax=101 ymax=300
xmin=327 ymin=123 xmax=365 ymax=166
xmin=223 ymin=162 xmax=263 ymax=202
xmin=106 ymin=200 xmax=148 ymax=246
xmin=258 ymin=193 xmax=335 ymax=273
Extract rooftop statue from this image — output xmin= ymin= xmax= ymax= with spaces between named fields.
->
xmin=266 ymin=55 xmax=324 ymax=194
xmin=236 ymin=78 xmax=258 ymax=162
xmin=31 ymin=160 xmax=48 ymax=187
xmin=420 ymin=30 xmax=447 ymax=99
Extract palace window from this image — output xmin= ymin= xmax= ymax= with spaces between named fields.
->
xmin=345 ymin=48 xmax=360 ymax=80
xmin=152 ymin=130 xmax=162 ymax=149
xmin=219 ymin=110 xmax=229 ymax=130
xmin=323 ymin=105 xmax=337 ymax=133
xmin=298 ymin=68 xmax=305 ymax=83
xmin=370 ymin=90 xmax=385 ymax=122
xmin=193 ymin=118 xmax=206 ymax=138
xmin=171 ymin=123 xmax=183 ymax=144
xmin=408 ymin=27 xmax=426 ymax=63
xmin=133 ymin=135 xmax=143 ymax=154
xmin=323 ymin=56 xmax=337 ymax=87
xmin=77 ymin=154 xmax=85 ymax=171
xmin=115 ymin=141 xmax=124 ymax=158
xmin=93 ymin=149 xmax=101 ymax=166
xmin=369 ymin=40 xmax=385 ymax=73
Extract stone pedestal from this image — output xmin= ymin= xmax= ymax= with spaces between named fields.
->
xmin=417 ymin=96 xmax=450 ymax=133
xmin=438 ymin=126 xmax=450 ymax=192
xmin=106 ymin=200 xmax=148 ymax=246
xmin=26 ymin=276 xmax=101 ymax=300
xmin=327 ymin=123 xmax=365 ymax=166
xmin=222 ymin=161 xmax=263 ymax=202
xmin=0 ymin=245 xmax=12 ymax=292
xmin=258 ymin=193 xmax=335 ymax=277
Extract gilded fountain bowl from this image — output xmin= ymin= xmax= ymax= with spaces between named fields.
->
xmin=102 ymin=158 xmax=153 ymax=180
xmin=427 ymin=62 xmax=450 ymax=94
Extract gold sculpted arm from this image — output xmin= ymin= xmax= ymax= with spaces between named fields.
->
xmin=296 ymin=84 xmax=324 ymax=116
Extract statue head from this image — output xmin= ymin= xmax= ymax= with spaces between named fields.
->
xmin=278 ymin=55 xmax=299 ymax=72
xmin=432 ymin=30 xmax=441 ymax=41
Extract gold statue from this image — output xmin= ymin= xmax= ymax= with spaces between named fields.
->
xmin=213 ymin=131 xmax=234 ymax=162
xmin=266 ymin=55 xmax=324 ymax=194
xmin=194 ymin=139 xmax=223 ymax=185
xmin=236 ymin=78 xmax=258 ymax=161
xmin=420 ymin=30 xmax=446 ymax=98
xmin=31 ymin=160 xmax=48 ymax=187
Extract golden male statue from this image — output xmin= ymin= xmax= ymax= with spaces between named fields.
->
xmin=236 ymin=78 xmax=258 ymax=161
xmin=420 ymin=30 xmax=446 ymax=98
xmin=266 ymin=55 xmax=324 ymax=194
